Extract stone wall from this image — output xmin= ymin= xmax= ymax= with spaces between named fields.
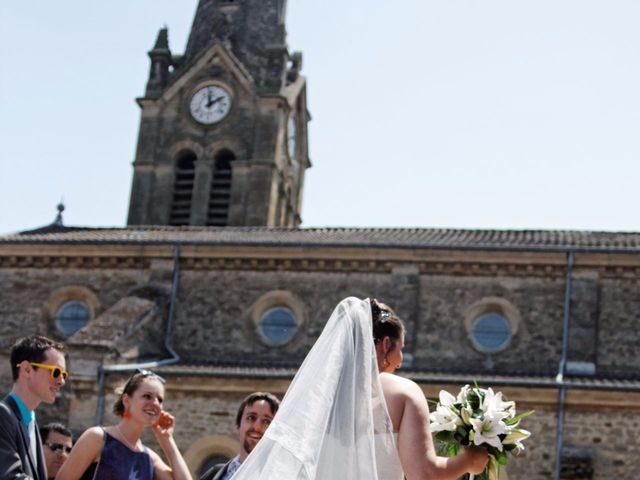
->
xmin=1 ymin=258 xmax=638 ymax=379
xmin=416 ymin=274 xmax=566 ymax=374
xmin=0 ymin=266 xmax=146 ymax=345
xmin=1 ymin=250 xmax=639 ymax=478
xmin=171 ymin=269 xmax=393 ymax=363
xmin=598 ymin=277 xmax=640 ymax=375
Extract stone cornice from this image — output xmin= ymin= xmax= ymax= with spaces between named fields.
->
xmin=71 ymin=375 xmax=640 ymax=410
xmin=1 ymin=244 xmax=640 ymax=278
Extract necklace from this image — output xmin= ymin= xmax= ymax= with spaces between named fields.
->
xmin=116 ymin=424 xmax=140 ymax=451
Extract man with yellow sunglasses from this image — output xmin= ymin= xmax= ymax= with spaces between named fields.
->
xmin=0 ymin=335 xmax=67 ymax=480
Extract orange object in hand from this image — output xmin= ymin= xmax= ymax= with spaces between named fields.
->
xmin=155 ymin=411 xmax=173 ymax=429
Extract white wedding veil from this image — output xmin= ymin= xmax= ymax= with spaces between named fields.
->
xmin=231 ymin=297 xmax=397 ymax=479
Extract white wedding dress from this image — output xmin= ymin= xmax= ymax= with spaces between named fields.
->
xmin=375 ymin=433 xmax=403 ymax=480
xmin=231 ymin=297 xmax=404 ymax=480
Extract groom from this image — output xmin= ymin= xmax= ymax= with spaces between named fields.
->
xmin=201 ymin=392 xmax=280 ymax=480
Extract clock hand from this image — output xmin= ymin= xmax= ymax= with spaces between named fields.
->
xmin=209 ymin=96 xmax=225 ymax=106
xmin=206 ymin=96 xmax=225 ymax=109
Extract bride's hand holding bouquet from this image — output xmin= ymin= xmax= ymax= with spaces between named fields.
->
xmin=430 ymin=384 xmax=533 ymax=480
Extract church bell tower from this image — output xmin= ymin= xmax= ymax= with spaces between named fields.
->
xmin=127 ymin=0 xmax=310 ymax=227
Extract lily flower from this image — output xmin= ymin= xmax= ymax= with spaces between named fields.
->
xmin=439 ymin=389 xmax=457 ymax=407
xmin=469 ymin=414 xmax=507 ymax=450
xmin=460 ymin=406 xmax=473 ymax=425
xmin=456 ymin=384 xmax=472 ymax=404
xmin=503 ymin=428 xmax=531 ymax=445
xmin=481 ymin=389 xmax=512 ymax=421
xmin=430 ymin=405 xmax=462 ymax=432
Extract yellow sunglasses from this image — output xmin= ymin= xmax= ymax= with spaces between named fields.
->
xmin=17 ymin=362 xmax=69 ymax=381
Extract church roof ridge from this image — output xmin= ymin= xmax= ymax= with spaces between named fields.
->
xmin=3 ymin=225 xmax=640 ymax=252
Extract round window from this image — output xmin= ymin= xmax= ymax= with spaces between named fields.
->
xmin=470 ymin=313 xmax=512 ymax=352
xmin=258 ymin=307 xmax=298 ymax=346
xmin=55 ymin=301 xmax=91 ymax=337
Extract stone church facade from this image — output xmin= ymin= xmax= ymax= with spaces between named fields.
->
xmin=1 ymin=2 xmax=639 ymax=479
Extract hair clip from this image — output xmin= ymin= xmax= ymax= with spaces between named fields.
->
xmin=379 ymin=311 xmax=391 ymax=323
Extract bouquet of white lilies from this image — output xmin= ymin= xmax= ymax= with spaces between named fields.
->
xmin=430 ymin=384 xmax=532 ymax=480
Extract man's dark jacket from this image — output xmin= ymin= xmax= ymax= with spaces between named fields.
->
xmin=200 ymin=460 xmax=232 ymax=480
xmin=0 ymin=394 xmax=47 ymax=480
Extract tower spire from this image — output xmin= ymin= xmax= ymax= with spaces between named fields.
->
xmin=183 ymin=0 xmax=289 ymax=92
xmin=145 ymin=27 xmax=173 ymax=97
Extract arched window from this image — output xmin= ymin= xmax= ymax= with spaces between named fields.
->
xmin=45 ymin=286 xmax=98 ymax=339
xmin=169 ymin=152 xmax=197 ymax=226
xmin=258 ymin=307 xmax=298 ymax=346
xmin=207 ymin=150 xmax=235 ymax=226
xmin=248 ymin=291 xmax=305 ymax=348
xmin=464 ymin=297 xmax=520 ymax=355
xmin=55 ymin=301 xmax=91 ymax=337
xmin=470 ymin=312 xmax=512 ymax=353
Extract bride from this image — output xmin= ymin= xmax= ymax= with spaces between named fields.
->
xmin=231 ymin=297 xmax=487 ymax=479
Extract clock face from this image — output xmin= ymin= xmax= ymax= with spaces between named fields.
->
xmin=287 ymin=114 xmax=297 ymax=158
xmin=189 ymin=85 xmax=232 ymax=124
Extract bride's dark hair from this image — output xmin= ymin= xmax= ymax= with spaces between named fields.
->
xmin=371 ymin=298 xmax=405 ymax=348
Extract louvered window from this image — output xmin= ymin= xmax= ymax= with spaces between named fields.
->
xmin=169 ymin=152 xmax=196 ymax=226
xmin=207 ymin=150 xmax=235 ymax=226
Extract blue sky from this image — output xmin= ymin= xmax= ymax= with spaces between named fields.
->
xmin=1 ymin=1 xmax=639 ymax=233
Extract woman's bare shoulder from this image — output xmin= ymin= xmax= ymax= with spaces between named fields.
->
xmin=55 ymin=427 xmax=105 ymax=479
xmin=77 ymin=426 xmax=106 ymax=444
xmin=380 ymin=372 xmax=425 ymax=398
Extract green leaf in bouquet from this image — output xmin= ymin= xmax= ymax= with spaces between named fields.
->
xmin=445 ymin=443 xmax=459 ymax=457
xmin=485 ymin=446 xmax=502 ymax=458
xmin=496 ymin=451 xmax=508 ymax=465
xmin=475 ymin=471 xmax=489 ymax=480
xmin=504 ymin=409 xmax=534 ymax=426
xmin=468 ymin=391 xmax=481 ymax=410
xmin=435 ymin=430 xmax=454 ymax=443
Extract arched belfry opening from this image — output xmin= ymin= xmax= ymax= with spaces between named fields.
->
xmin=207 ymin=149 xmax=235 ymax=226
xmin=169 ymin=151 xmax=197 ymax=226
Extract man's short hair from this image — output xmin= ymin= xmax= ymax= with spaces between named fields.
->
xmin=10 ymin=335 xmax=66 ymax=381
xmin=235 ymin=392 xmax=280 ymax=427
xmin=39 ymin=422 xmax=72 ymax=443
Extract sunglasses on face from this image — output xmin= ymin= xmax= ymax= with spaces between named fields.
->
xmin=45 ymin=442 xmax=72 ymax=454
xmin=17 ymin=362 xmax=69 ymax=381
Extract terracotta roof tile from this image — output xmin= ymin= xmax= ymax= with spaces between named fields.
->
xmin=2 ymin=226 xmax=640 ymax=252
